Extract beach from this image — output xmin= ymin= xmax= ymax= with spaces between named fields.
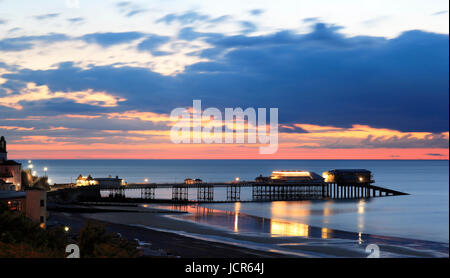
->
xmin=50 ymin=210 xmax=288 ymax=258
xmin=49 ymin=204 xmax=449 ymax=258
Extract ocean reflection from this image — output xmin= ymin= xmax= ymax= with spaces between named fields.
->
xmin=234 ymin=202 xmax=240 ymax=232
xmin=148 ymin=203 xmax=347 ymax=240
xmin=357 ymin=199 xmax=366 ymax=232
xmin=270 ymin=220 xmax=309 ymax=237
xmin=141 ymin=202 xmax=449 ymax=255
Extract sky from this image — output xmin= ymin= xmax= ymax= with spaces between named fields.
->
xmin=0 ymin=0 xmax=449 ymax=159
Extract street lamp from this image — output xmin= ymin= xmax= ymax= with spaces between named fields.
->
xmin=44 ymin=167 xmax=48 ymax=177
xmin=144 ymin=178 xmax=149 ymax=183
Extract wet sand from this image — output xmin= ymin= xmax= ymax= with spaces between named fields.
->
xmin=51 ymin=209 xmax=297 ymax=258
xmin=76 ymin=205 xmax=448 ymax=258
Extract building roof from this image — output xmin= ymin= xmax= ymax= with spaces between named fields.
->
xmin=0 ymin=160 xmax=21 ymax=166
xmin=270 ymin=170 xmax=324 ymax=182
xmin=329 ymin=169 xmax=371 ymax=173
xmin=95 ymin=178 xmax=123 ymax=181
xmin=0 ymin=190 xmax=26 ymax=200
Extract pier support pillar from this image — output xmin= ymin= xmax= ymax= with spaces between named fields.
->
xmin=227 ymin=185 xmax=241 ymax=201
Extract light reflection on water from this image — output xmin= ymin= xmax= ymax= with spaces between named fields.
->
xmin=146 ymin=202 xmax=450 ymax=255
xmin=150 ymin=203 xmax=343 ymax=240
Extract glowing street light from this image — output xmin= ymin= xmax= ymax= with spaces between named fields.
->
xmin=48 ymin=179 xmax=52 ymax=185
xmin=144 ymin=178 xmax=149 ymax=183
xmin=32 ymin=171 xmax=37 ymax=176
xmin=64 ymin=226 xmax=70 ymax=232
xmin=235 ymin=177 xmax=240 ymax=182
xmin=28 ymin=164 xmax=34 ymax=169
xmin=44 ymin=167 xmax=48 ymax=177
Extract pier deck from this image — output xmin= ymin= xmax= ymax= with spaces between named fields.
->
xmin=101 ymin=182 xmax=408 ymax=203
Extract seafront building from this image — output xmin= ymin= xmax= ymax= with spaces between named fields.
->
xmin=255 ymin=170 xmax=325 ymax=183
xmin=0 ymin=136 xmax=47 ymax=227
xmin=76 ymin=174 xmax=126 ymax=187
xmin=0 ymin=136 xmax=22 ymax=191
xmin=184 ymin=178 xmax=203 ymax=185
xmin=0 ymin=189 xmax=47 ymax=228
xmin=322 ymin=169 xmax=374 ymax=183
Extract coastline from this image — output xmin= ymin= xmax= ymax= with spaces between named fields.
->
xmin=50 ymin=210 xmax=290 ymax=258
xmin=50 ymin=204 xmax=449 ymax=258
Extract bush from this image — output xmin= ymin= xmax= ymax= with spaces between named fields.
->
xmin=0 ymin=211 xmax=68 ymax=251
xmin=0 ymin=242 xmax=63 ymax=258
xmin=0 ymin=210 xmax=140 ymax=258
xmin=78 ymin=220 xmax=140 ymax=258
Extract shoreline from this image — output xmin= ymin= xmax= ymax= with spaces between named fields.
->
xmin=50 ymin=211 xmax=290 ymax=258
xmin=49 ymin=204 xmax=449 ymax=258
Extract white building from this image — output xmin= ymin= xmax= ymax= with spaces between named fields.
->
xmin=0 ymin=136 xmax=22 ymax=191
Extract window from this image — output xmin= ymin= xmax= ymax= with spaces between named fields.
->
xmin=40 ymin=216 xmax=44 ymax=223
xmin=40 ymin=200 xmax=45 ymax=207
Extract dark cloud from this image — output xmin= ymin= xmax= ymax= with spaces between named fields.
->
xmin=115 ymin=1 xmax=148 ymax=18
xmin=116 ymin=1 xmax=132 ymax=7
xmin=303 ymin=17 xmax=320 ymax=23
xmin=293 ymin=134 xmax=449 ymax=149
xmin=432 ymin=10 xmax=448 ymax=16
xmin=426 ymin=153 xmax=446 ymax=157
xmin=0 ymin=33 xmax=69 ymax=51
xmin=208 ymin=15 xmax=232 ymax=24
xmin=34 ymin=13 xmax=60 ymax=21
xmin=359 ymin=134 xmax=449 ymax=149
xmin=137 ymin=35 xmax=171 ymax=56
xmin=279 ymin=125 xmax=308 ymax=134
xmin=67 ymin=17 xmax=84 ymax=24
xmin=240 ymin=21 xmax=257 ymax=34
xmin=8 ymin=27 xmax=21 ymax=33
xmin=156 ymin=11 xmax=210 ymax=25
xmin=126 ymin=9 xmax=147 ymax=17
xmin=249 ymin=9 xmax=264 ymax=16
xmin=2 ymin=23 xmax=449 ymax=133
xmin=80 ymin=32 xmax=145 ymax=48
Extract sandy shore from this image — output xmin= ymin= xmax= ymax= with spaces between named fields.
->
xmin=68 ymin=205 xmax=448 ymax=258
xmin=47 ymin=203 xmax=449 ymax=258
xmin=50 ymin=210 xmax=289 ymax=258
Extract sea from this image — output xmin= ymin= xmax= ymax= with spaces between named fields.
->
xmin=20 ymin=159 xmax=449 ymax=244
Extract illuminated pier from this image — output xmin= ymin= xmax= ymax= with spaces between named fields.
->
xmin=51 ymin=169 xmax=408 ymax=203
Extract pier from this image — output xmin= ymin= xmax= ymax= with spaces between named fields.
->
xmin=50 ymin=169 xmax=408 ymax=204
xmin=100 ymin=181 xmax=407 ymax=203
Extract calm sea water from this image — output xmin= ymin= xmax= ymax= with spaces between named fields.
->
xmin=21 ymin=159 xmax=449 ymax=243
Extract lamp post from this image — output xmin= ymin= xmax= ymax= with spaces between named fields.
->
xmin=44 ymin=167 xmax=48 ymax=177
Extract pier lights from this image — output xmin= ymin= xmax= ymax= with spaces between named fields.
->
xmin=144 ymin=178 xmax=149 ymax=183
xmin=359 ymin=176 xmax=364 ymax=182
xmin=235 ymin=177 xmax=240 ymax=182
xmin=64 ymin=226 xmax=70 ymax=232
xmin=44 ymin=167 xmax=48 ymax=176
